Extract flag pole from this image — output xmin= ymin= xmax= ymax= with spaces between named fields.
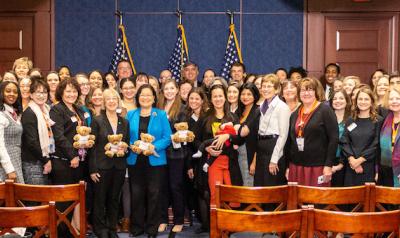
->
xmin=226 ymin=10 xmax=234 ymax=25
xmin=175 ymin=10 xmax=183 ymax=25
xmin=115 ymin=10 xmax=123 ymax=25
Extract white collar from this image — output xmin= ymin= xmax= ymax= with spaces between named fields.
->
xmin=4 ymin=104 xmax=14 ymax=114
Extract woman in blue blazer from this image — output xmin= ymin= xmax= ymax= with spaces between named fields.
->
xmin=126 ymin=84 xmax=171 ymax=238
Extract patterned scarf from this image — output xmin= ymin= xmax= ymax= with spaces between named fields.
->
xmin=380 ymin=111 xmax=400 ymax=187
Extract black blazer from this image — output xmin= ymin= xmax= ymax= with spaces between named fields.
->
xmin=232 ymin=104 xmax=260 ymax=166
xmin=49 ymin=101 xmax=87 ymax=160
xmin=89 ymin=112 xmax=130 ymax=174
xmin=21 ymin=107 xmax=50 ymax=164
xmin=285 ymin=103 xmax=338 ymax=167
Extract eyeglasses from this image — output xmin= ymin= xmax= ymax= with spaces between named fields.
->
xmin=80 ymin=83 xmax=90 ymax=87
xmin=34 ymin=91 xmax=48 ymax=96
xmin=300 ymin=88 xmax=315 ymax=94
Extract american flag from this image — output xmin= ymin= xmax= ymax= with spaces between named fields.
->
xmin=168 ymin=24 xmax=189 ymax=81
xmin=109 ymin=25 xmax=136 ymax=75
xmin=220 ymin=24 xmax=243 ymax=81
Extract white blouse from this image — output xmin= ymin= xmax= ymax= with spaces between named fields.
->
xmin=258 ymin=96 xmax=291 ymax=164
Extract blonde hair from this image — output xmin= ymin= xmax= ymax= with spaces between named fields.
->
xmin=12 ymin=57 xmax=33 ymax=71
xmin=373 ymin=75 xmax=390 ymax=108
xmin=351 ymin=86 xmax=378 ymax=122
xmin=343 ymin=76 xmax=361 ymax=87
xmin=262 ymin=73 xmax=281 ymax=91
xmin=385 ymin=85 xmax=400 ymax=111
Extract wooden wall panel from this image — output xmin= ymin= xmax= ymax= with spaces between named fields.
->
xmin=0 ymin=0 xmax=53 ymax=75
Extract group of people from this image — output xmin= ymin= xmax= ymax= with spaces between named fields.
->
xmin=1 ymin=56 xmax=400 ymax=238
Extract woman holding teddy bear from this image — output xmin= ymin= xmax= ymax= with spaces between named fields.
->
xmin=126 ymin=84 xmax=172 ymax=238
xmin=89 ymin=88 xmax=130 ymax=238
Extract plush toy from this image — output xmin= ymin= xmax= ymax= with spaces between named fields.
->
xmin=104 ymin=134 xmax=129 ymax=158
xmin=73 ymin=126 xmax=95 ymax=149
xmin=172 ymin=122 xmax=195 ymax=144
xmin=130 ymin=133 xmax=157 ymax=156
xmin=192 ymin=122 xmax=240 ymax=172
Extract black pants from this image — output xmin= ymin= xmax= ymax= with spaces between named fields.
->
xmin=254 ymin=137 xmax=286 ymax=186
xmin=160 ymin=158 xmax=185 ymax=225
xmin=92 ymin=169 xmax=125 ymax=236
xmin=129 ymin=158 xmax=165 ymax=236
xmin=197 ymin=190 xmax=210 ymax=230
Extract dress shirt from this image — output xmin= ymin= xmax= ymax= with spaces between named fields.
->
xmin=258 ymin=96 xmax=291 ymax=163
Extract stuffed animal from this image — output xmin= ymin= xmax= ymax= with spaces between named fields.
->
xmin=172 ymin=122 xmax=195 ymax=144
xmin=104 ymin=134 xmax=128 ymax=158
xmin=130 ymin=133 xmax=157 ymax=156
xmin=73 ymin=126 xmax=95 ymax=149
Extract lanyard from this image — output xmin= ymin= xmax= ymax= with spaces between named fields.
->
xmin=297 ymin=100 xmax=319 ymax=137
xmin=392 ymin=121 xmax=399 ymax=148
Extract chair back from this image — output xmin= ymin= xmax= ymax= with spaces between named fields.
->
xmin=308 ymin=206 xmax=400 ymax=237
xmin=210 ymin=205 xmax=308 ymax=238
xmin=7 ymin=180 xmax=86 ymax=238
xmin=368 ymin=183 xmax=400 ymax=212
xmin=0 ymin=202 xmax=57 ymax=238
xmin=288 ymin=183 xmax=369 ymax=212
xmin=216 ymin=183 xmax=289 ymax=211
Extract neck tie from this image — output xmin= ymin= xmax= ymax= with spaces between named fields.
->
xmin=10 ymin=110 xmax=17 ymax=121
xmin=261 ymin=101 xmax=268 ymax=115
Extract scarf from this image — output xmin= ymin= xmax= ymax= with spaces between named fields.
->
xmin=380 ymin=111 xmax=400 ymax=187
xmin=28 ymin=101 xmax=55 ymax=157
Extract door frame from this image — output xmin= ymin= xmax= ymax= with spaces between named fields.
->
xmin=304 ymin=11 xmax=400 ymax=78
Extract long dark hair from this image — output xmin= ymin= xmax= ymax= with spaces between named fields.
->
xmin=185 ymin=87 xmax=209 ymax=118
xmin=204 ymin=84 xmax=233 ymax=133
xmin=0 ymin=81 xmax=22 ymax=115
xmin=329 ymin=89 xmax=351 ymax=122
xmin=238 ymin=82 xmax=260 ymax=117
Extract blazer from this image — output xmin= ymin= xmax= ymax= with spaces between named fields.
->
xmin=21 ymin=107 xmax=50 ymax=164
xmin=49 ymin=101 xmax=87 ymax=160
xmin=89 ymin=112 xmax=130 ymax=174
xmin=126 ymin=107 xmax=172 ymax=166
xmin=285 ymin=103 xmax=338 ymax=167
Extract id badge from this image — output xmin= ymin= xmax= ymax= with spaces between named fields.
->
xmin=116 ymin=108 xmax=122 ymax=114
xmin=71 ymin=116 xmax=78 ymax=123
xmin=296 ymin=137 xmax=304 ymax=151
xmin=84 ymin=112 xmax=90 ymax=119
xmin=347 ymin=122 xmax=357 ymax=132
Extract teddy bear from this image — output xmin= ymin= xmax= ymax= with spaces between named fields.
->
xmin=130 ymin=133 xmax=158 ymax=157
xmin=73 ymin=126 xmax=95 ymax=149
xmin=171 ymin=122 xmax=195 ymax=144
xmin=104 ymin=134 xmax=129 ymax=158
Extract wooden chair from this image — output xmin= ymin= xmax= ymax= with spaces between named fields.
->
xmin=6 ymin=180 xmax=86 ymax=238
xmin=215 ymin=182 xmax=289 ymax=211
xmin=0 ymin=182 xmax=6 ymax=206
xmin=368 ymin=183 xmax=400 ymax=212
xmin=210 ymin=205 xmax=308 ymax=238
xmin=307 ymin=206 xmax=400 ymax=237
xmin=287 ymin=182 xmax=370 ymax=212
xmin=0 ymin=202 xmax=57 ymax=238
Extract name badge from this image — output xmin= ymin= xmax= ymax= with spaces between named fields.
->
xmin=191 ymin=113 xmax=199 ymax=122
xmin=116 ymin=108 xmax=122 ymax=114
xmin=71 ymin=116 xmax=78 ymax=123
xmin=347 ymin=122 xmax=357 ymax=132
xmin=84 ymin=112 xmax=90 ymax=119
xmin=296 ymin=137 xmax=304 ymax=151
